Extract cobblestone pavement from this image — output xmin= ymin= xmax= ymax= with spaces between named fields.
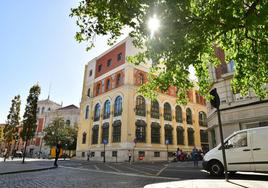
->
xmin=0 ymin=167 xmax=177 ymax=188
xmin=0 ymin=160 xmax=267 ymax=187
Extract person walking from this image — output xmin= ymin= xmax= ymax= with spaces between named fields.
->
xmin=3 ymin=147 xmax=8 ymax=162
xmin=128 ymin=150 xmax=132 ymax=164
xmin=87 ymin=150 xmax=90 ymax=161
xmin=192 ymin=147 xmax=198 ymax=167
xmin=54 ymin=141 xmax=62 ymax=167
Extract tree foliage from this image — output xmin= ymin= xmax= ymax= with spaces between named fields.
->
xmin=20 ymin=85 xmax=41 ymax=141
xmin=43 ymin=118 xmax=77 ymax=150
xmin=71 ymin=0 xmax=268 ymax=102
xmin=4 ymin=95 xmax=21 ymax=143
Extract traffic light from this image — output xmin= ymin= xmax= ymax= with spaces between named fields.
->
xmin=210 ymin=88 xmax=220 ymax=109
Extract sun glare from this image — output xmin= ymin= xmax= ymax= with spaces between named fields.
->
xmin=148 ymin=14 xmax=160 ymax=38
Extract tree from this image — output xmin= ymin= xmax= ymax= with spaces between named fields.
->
xmin=70 ymin=0 xmax=268 ymax=102
xmin=43 ymin=118 xmax=77 ymax=153
xmin=3 ymin=95 xmax=21 ymax=156
xmin=20 ymin=84 xmax=41 ymax=163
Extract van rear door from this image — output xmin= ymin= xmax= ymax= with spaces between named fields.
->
xmin=251 ymin=128 xmax=268 ymax=172
xmin=224 ymin=131 xmax=254 ymax=172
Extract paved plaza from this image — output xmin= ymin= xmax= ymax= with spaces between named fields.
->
xmin=0 ymin=159 xmax=268 ymax=188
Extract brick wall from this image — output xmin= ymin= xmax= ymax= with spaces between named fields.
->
xmin=95 ymin=43 xmax=126 ymax=78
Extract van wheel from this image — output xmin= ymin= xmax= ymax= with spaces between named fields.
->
xmin=209 ymin=161 xmax=223 ymax=176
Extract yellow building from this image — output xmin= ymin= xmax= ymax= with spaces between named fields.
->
xmin=76 ymin=37 xmax=208 ymax=162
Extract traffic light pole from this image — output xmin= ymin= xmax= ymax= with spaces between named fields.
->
xmin=217 ymin=107 xmax=228 ymax=181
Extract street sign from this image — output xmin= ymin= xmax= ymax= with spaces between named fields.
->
xmin=103 ymin=139 xmax=108 ymax=145
xmin=165 ymin=139 xmax=169 ymax=145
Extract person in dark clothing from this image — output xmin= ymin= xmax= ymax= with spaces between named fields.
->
xmin=54 ymin=141 xmax=62 ymax=167
xmin=192 ymin=147 xmax=199 ymax=167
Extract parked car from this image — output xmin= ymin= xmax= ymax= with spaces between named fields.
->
xmin=203 ymin=126 xmax=268 ymax=176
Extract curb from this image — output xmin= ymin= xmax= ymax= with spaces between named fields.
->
xmin=0 ymin=166 xmax=57 ymax=176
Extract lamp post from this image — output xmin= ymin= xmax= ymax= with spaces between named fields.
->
xmin=166 ymin=139 xmax=169 ymax=162
xmin=103 ymin=139 xmax=107 ymax=163
xmin=210 ymin=88 xmax=228 ymax=181
xmin=133 ymin=138 xmax=137 ymax=162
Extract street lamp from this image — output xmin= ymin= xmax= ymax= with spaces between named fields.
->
xmin=103 ymin=139 xmax=107 ymax=163
xmin=165 ymin=139 xmax=169 ymax=162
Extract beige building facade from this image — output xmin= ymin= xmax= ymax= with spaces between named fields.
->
xmin=76 ymin=37 xmax=208 ymax=162
xmin=207 ymin=59 xmax=268 ymax=148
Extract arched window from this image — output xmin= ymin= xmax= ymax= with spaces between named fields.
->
xmin=200 ymin=130 xmax=208 ymax=143
xmin=106 ymin=79 xmax=111 ymax=90
xmin=138 ymin=73 xmax=144 ymax=85
xmin=112 ymin=120 xmax=121 ymax=142
xmin=151 ymin=122 xmax=160 ymax=144
xmin=136 ymin=96 xmax=146 ymax=116
xmin=186 ymin=108 xmax=192 ymax=124
xmin=41 ymin=107 xmax=45 ymax=114
xmin=114 ymin=96 xmax=122 ymax=116
xmin=85 ymin=105 xmax=89 ymax=119
xmin=199 ymin=111 xmax=207 ymax=127
xmin=164 ymin=103 xmax=172 ymax=121
xmin=102 ymin=123 xmax=109 ymax=144
xmin=151 ymin=100 xmax=159 ymax=119
xmin=136 ymin=120 xmax=146 ymax=143
xmin=96 ymin=84 xmax=101 ymax=95
xmin=37 ymin=107 xmax=40 ymax=114
xmin=92 ymin=125 xmax=99 ymax=144
xmin=187 ymin=127 xmax=195 ymax=146
xmin=87 ymin=88 xmax=90 ymax=97
xmin=66 ymin=120 xmax=71 ymax=126
xmin=176 ymin=126 xmax=184 ymax=145
xmin=94 ymin=103 xmax=100 ymax=121
xmin=82 ymin=132 xmax=87 ymax=144
xmin=165 ymin=124 xmax=173 ymax=144
xmin=116 ymin=74 xmax=122 ymax=86
xmin=48 ymin=107 xmax=51 ymax=111
xmin=103 ymin=100 xmax=110 ymax=119
xmin=175 ymin=106 xmax=182 ymax=123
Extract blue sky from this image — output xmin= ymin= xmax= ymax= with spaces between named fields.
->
xmin=0 ymin=0 xmax=121 ymax=122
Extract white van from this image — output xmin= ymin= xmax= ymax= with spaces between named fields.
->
xmin=203 ymin=126 xmax=268 ymax=176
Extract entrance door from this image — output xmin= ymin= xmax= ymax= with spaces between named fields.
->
xmin=224 ymin=131 xmax=254 ymax=172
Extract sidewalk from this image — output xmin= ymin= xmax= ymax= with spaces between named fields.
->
xmin=144 ymin=179 xmax=268 ymax=188
xmin=0 ymin=157 xmax=56 ymax=175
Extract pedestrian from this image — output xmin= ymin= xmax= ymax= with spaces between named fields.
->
xmin=128 ymin=150 xmax=132 ymax=163
xmin=192 ymin=147 xmax=198 ymax=167
xmin=87 ymin=150 xmax=90 ymax=161
xmin=3 ymin=147 xmax=8 ymax=162
xmin=54 ymin=141 xmax=62 ymax=167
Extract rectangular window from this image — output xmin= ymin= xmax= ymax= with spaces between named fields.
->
xmin=89 ymin=70 xmax=93 ymax=76
xmin=112 ymin=151 xmax=117 ymax=157
xmin=117 ymin=53 xmax=122 ymax=61
xmin=81 ymin=152 xmax=85 ymax=157
xmin=107 ymin=59 xmax=112 ymax=67
xmin=112 ymin=125 xmax=121 ymax=142
xmin=154 ymin=152 xmax=160 ymax=157
xmin=168 ymin=152 xmax=174 ymax=158
xmin=101 ymin=152 xmax=105 ymax=157
xmin=92 ymin=127 xmax=99 ymax=144
xmin=151 ymin=127 xmax=160 ymax=144
xmin=98 ymin=64 xmax=102 ymax=72
xmin=91 ymin=152 xmax=95 ymax=157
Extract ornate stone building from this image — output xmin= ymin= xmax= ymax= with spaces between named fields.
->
xmin=76 ymin=37 xmax=208 ymax=162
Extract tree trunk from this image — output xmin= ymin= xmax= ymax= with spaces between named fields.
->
xmin=22 ymin=140 xmax=27 ymax=163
